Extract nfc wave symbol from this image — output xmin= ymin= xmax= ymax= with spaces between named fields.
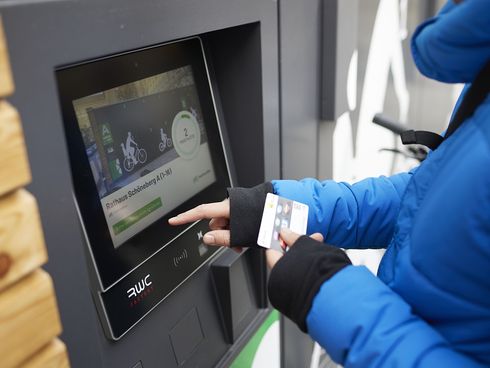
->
xmin=173 ymin=249 xmax=188 ymax=267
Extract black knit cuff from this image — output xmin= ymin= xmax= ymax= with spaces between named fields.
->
xmin=268 ymin=236 xmax=352 ymax=332
xmin=227 ymin=182 xmax=274 ymax=247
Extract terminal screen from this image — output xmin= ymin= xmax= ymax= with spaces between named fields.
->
xmin=72 ymin=66 xmax=216 ymax=248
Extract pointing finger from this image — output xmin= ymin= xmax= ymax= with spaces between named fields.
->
xmin=169 ymin=200 xmax=229 ymax=225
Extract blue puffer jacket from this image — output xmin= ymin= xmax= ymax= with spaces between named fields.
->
xmin=272 ymin=1 xmax=490 ymax=366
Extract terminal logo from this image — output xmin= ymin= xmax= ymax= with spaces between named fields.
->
xmin=127 ymin=274 xmax=154 ymax=307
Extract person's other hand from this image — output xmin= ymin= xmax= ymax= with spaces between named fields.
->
xmin=169 ymin=199 xmax=242 ymax=251
xmin=266 ymin=228 xmax=324 ymax=269
xmin=267 ymin=229 xmax=351 ymax=332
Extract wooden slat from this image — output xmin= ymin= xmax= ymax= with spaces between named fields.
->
xmin=0 ymin=269 xmax=62 ymax=368
xmin=0 ymin=101 xmax=31 ymax=196
xmin=0 ymin=189 xmax=47 ymax=291
xmin=21 ymin=339 xmax=70 ymax=368
xmin=0 ymin=17 xmax=14 ymax=97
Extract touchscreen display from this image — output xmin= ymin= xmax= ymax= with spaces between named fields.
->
xmin=72 ymin=65 xmax=216 ymax=248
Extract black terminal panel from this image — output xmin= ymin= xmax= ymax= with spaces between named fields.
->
xmin=56 ymin=38 xmax=231 ymax=338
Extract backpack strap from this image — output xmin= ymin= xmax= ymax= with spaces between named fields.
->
xmin=400 ymin=130 xmax=443 ymax=151
xmin=402 ymin=60 xmax=490 ymax=150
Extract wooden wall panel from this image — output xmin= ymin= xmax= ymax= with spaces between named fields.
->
xmin=0 ymin=101 xmax=31 ymax=196
xmin=0 ymin=270 xmax=62 ymax=368
xmin=0 ymin=17 xmax=14 ymax=97
xmin=0 ymin=13 xmax=70 ymax=367
xmin=21 ymin=339 xmax=70 ymax=368
xmin=0 ymin=189 xmax=47 ymax=291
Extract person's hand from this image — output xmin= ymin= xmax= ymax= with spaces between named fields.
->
xmin=267 ymin=229 xmax=351 ymax=332
xmin=169 ymin=199 xmax=242 ymax=251
xmin=266 ymin=228 xmax=324 ymax=269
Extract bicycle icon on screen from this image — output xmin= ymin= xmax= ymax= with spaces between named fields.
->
xmin=159 ymin=128 xmax=173 ymax=152
xmin=121 ymin=132 xmax=147 ymax=172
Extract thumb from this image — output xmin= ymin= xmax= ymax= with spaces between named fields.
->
xmin=202 ymin=230 xmax=231 ymax=247
xmin=280 ymin=229 xmax=324 ymax=248
xmin=310 ymin=232 xmax=324 ymax=242
xmin=279 ymin=228 xmax=301 ymax=247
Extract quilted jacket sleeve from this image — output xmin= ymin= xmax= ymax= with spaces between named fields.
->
xmin=272 ymin=171 xmax=414 ymax=249
xmin=306 ymin=266 xmax=485 ymax=368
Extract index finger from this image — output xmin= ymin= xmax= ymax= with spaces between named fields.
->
xmin=168 ymin=200 xmax=229 ymax=225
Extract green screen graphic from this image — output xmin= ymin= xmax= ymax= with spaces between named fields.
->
xmin=108 ymin=159 xmax=123 ymax=180
xmin=113 ymin=197 xmax=162 ymax=235
xmin=101 ymin=123 xmax=113 ymax=145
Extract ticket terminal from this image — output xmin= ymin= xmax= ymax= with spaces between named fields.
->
xmin=0 ymin=0 xmax=305 ymax=364
xmin=53 ymin=35 xmax=270 ymax=366
xmin=57 ymin=37 xmax=243 ymax=340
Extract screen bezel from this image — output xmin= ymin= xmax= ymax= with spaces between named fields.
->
xmin=56 ymin=38 xmax=231 ymax=290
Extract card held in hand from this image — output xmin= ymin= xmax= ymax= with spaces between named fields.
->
xmin=257 ymin=193 xmax=309 ymax=252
